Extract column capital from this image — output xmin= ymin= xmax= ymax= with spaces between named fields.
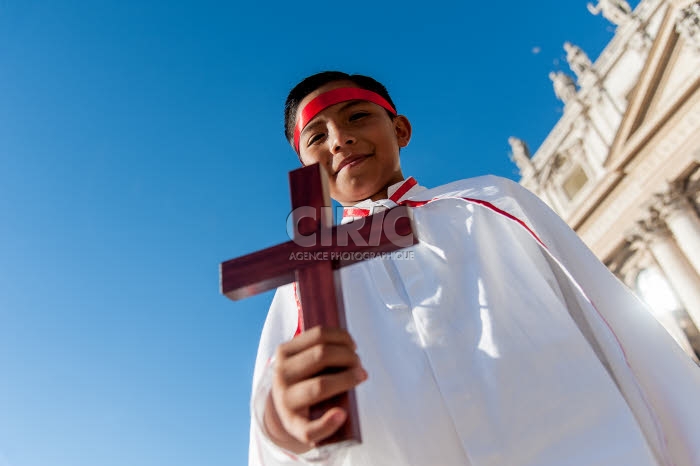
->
xmin=652 ymin=181 xmax=694 ymax=220
xmin=629 ymin=212 xmax=672 ymax=246
xmin=675 ymin=2 xmax=700 ymax=52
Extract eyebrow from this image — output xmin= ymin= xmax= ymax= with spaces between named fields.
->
xmin=300 ymin=100 xmax=368 ymax=137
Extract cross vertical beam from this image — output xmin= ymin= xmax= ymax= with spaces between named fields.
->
xmin=289 ymin=164 xmax=361 ymax=447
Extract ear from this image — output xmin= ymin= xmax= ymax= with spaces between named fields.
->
xmin=393 ymin=115 xmax=412 ymax=148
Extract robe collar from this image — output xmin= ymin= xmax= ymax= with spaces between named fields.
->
xmin=341 ymin=176 xmax=426 ymax=224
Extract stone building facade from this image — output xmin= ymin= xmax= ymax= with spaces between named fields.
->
xmin=510 ymin=0 xmax=700 ymax=358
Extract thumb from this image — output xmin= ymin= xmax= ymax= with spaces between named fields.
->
xmin=305 ymin=408 xmax=347 ymax=446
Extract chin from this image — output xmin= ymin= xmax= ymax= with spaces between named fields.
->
xmin=345 ymin=188 xmax=382 ymax=206
xmin=334 ymin=171 xmax=386 ymax=202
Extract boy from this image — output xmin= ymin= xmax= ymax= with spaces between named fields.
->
xmin=249 ymin=71 xmax=700 ymax=465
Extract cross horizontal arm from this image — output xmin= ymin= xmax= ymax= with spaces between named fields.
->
xmin=220 ymin=206 xmax=416 ymax=300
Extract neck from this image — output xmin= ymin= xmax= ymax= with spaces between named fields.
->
xmin=340 ymin=172 xmax=405 ymax=206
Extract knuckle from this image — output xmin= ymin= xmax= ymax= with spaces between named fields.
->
xmin=280 ymin=388 xmax=294 ymax=407
xmin=310 ymin=325 xmax=324 ymax=340
xmin=307 ymin=378 xmax=326 ymax=399
xmin=271 ymin=362 xmax=286 ymax=384
xmin=312 ymin=344 xmax=327 ymax=364
xmin=272 ymin=373 xmax=284 ymax=388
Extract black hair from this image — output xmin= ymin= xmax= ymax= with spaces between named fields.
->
xmin=283 ymin=71 xmax=396 ymax=147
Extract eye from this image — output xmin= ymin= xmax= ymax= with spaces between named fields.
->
xmin=349 ymin=111 xmax=369 ymax=121
xmin=307 ymin=133 xmax=325 ymax=146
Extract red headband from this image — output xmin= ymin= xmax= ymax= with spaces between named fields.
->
xmin=293 ymin=87 xmax=397 ymax=153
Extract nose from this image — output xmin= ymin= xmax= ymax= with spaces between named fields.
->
xmin=329 ymin=124 xmax=356 ymax=153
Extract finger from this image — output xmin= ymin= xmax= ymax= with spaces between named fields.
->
xmin=279 ymin=343 xmax=361 ymax=384
xmin=287 ymin=407 xmax=348 ymax=446
xmin=283 ymin=367 xmax=368 ymax=412
xmin=278 ymin=326 xmax=356 ymax=358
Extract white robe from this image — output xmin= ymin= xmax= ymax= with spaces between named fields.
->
xmin=249 ymin=175 xmax=700 ymax=466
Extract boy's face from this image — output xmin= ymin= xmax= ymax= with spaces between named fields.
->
xmin=296 ymin=80 xmax=412 ymax=206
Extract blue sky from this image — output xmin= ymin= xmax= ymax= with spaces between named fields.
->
xmin=0 ymin=1 xmax=638 ymax=465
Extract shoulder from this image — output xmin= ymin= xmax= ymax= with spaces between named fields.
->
xmin=414 ymin=175 xmax=530 ymax=202
xmin=408 ymin=175 xmax=552 ymax=239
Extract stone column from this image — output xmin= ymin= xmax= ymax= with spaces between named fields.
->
xmin=634 ymin=215 xmax=700 ymax=329
xmin=654 ymin=183 xmax=700 ymax=275
xmin=619 ymin=241 xmax=697 ymax=358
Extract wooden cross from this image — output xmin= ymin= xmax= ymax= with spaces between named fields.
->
xmin=220 ymin=163 xmax=417 ymax=447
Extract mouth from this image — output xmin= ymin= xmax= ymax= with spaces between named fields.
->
xmin=335 ymin=154 xmax=371 ymax=174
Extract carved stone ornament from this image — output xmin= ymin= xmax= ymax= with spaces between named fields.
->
xmin=549 ymin=71 xmax=578 ymax=104
xmin=564 ymin=42 xmax=593 ymax=81
xmin=508 ymin=137 xmax=532 ymax=173
xmin=652 ymin=181 xmax=695 ymax=220
xmin=676 ymin=2 xmax=700 ymax=51
xmin=629 ymin=28 xmax=653 ymax=51
xmin=631 ymin=212 xmax=673 ymax=245
xmin=564 ymin=138 xmax=586 ymax=162
xmin=551 ymin=152 xmax=568 ymax=176
xmin=587 ymin=0 xmax=633 ymax=27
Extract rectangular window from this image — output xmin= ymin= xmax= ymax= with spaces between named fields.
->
xmin=563 ymin=165 xmax=588 ymax=200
